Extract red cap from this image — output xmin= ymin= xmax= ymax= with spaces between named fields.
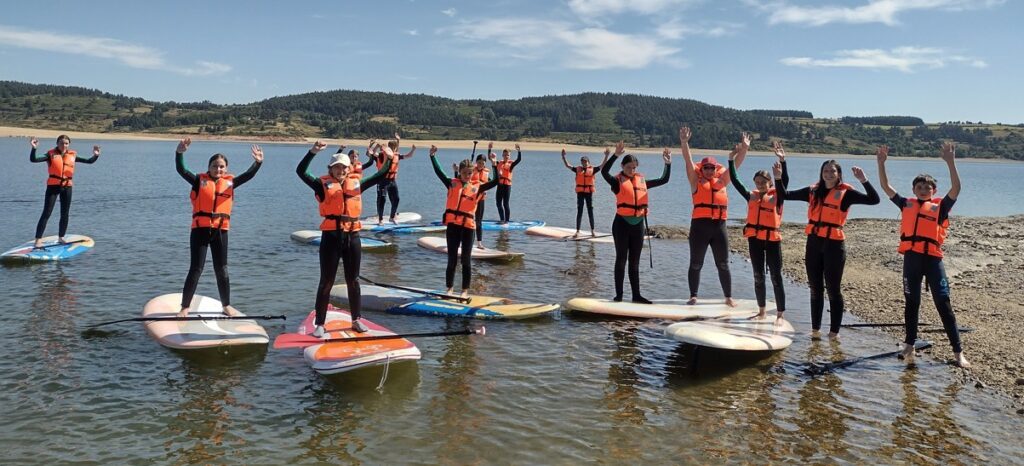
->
xmin=699 ymin=157 xmax=720 ymax=168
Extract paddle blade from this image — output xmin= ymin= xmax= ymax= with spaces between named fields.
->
xmin=273 ymin=332 xmax=323 ymax=349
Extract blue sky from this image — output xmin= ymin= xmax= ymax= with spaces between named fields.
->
xmin=0 ymin=0 xmax=1020 ymax=123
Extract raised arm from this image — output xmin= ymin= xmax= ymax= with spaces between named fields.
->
xmin=402 ymin=143 xmax=416 ymax=159
xmin=874 ymin=145 xmax=897 ymax=199
xmin=728 ymin=159 xmax=750 ymax=199
xmin=359 ymin=153 xmax=391 ymax=192
xmin=646 ymin=148 xmax=673 ymax=189
xmin=772 ymin=141 xmax=789 ymax=188
xmin=732 ymin=132 xmax=751 ymax=169
xmin=428 ymin=145 xmax=452 ymax=189
xmin=511 ymin=144 xmax=522 ymax=169
xmin=844 ymin=166 xmax=880 ymax=207
xmin=29 ymin=138 xmax=47 ymax=162
xmin=679 ymin=126 xmax=698 ymax=187
xmin=175 ymin=137 xmax=198 ymax=186
xmin=232 ymin=144 xmax=264 ymax=188
xmin=601 ymin=144 xmax=622 ymax=194
xmin=772 ymin=161 xmax=786 ymax=208
xmin=296 ymin=140 xmax=328 ymax=197
xmin=560 ymin=149 xmax=574 ymax=171
xmin=597 ymin=147 xmax=610 ymax=171
xmin=77 ymin=145 xmax=101 ymax=164
xmin=941 ymin=142 xmax=961 ymax=200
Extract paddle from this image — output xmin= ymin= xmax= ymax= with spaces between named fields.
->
xmin=562 ymin=233 xmax=613 ymax=242
xmin=274 ymin=326 xmax=486 ymax=349
xmin=86 ymin=314 xmax=287 ymax=328
xmin=358 ymin=275 xmax=471 ymax=303
xmin=32 ymin=239 xmax=89 ymax=251
xmin=842 ymin=323 xmax=932 ymax=328
xmin=803 ymin=340 xmax=933 ymax=376
xmin=644 ymin=215 xmax=654 ymax=268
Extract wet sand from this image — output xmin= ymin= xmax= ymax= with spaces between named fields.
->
xmin=652 ymin=216 xmax=1024 ymax=408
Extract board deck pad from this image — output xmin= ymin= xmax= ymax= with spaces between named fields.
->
xmin=566 ymin=297 xmax=766 ymax=320
xmin=1 ymin=235 xmax=94 ymax=261
xmin=297 ymin=307 xmax=420 ymax=375
xmin=330 ymin=283 xmax=558 ymax=319
xmin=142 ymin=293 xmax=269 ymax=350
xmin=417 ymin=236 xmax=523 ymax=261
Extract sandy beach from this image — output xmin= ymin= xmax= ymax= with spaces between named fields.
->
xmin=651 ymin=216 xmax=1024 ymax=409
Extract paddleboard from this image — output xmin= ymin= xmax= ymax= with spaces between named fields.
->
xmin=565 ymin=298 xmax=765 ymax=320
xmin=298 ymin=307 xmax=421 ymax=375
xmin=142 ymin=293 xmax=269 ymax=350
xmin=525 ymin=226 xmax=615 ymax=243
xmin=331 ymin=283 xmax=508 ymax=311
xmin=290 ymin=231 xmax=394 ymax=249
xmin=665 ymin=316 xmax=795 ymax=351
xmin=360 ymin=212 xmax=424 ymax=231
xmin=427 ymin=220 xmax=544 ymax=231
xmin=373 ymin=224 xmax=447 ymax=235
xmin=417 ymin=236 xmax=523 ymax=261
xmin=1 ymin=235 xmax=94 ymax=262
xmin=330 ymin=283 xmax=557 ymax=319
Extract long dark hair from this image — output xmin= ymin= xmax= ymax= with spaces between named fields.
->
xmin=207 ymin=153 xmax=228 ymax=168
xmin=810 ymin=159 xmax=842 ymax=207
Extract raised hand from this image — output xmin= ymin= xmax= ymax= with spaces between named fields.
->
xmin=394 ymin=132 xmax=401 ymax=141
xmin=429 ymin=144 xmax=438 ymax=156
xmin=851 ymin=166 xmax=868 ymax=183
xmin=604 ymin=147 xmax=610 ymax=156
xmin=30 ymin=137 xmax=38 ymax=149
xmin=729 ymin=146 xmax=739 ymax=161
xmin=740 ymin=132 xmax=751 ymax=148
xmin=176 ymin=137 xmax=191 ymax=154
xmin=514 ymin=143 xmax=521 ymax=152
xmin=875 ymin=144 xmax=889 ymax=164
xmin=772 ymin=161 xmax=783 ymax=179
xmin=941 ymin=141 xmax=956 ymax=162
xmin=614 ymin=140 xmax=625 ymax=156
xmin=662 ymin=148 xmax=672 ymax=164
xmin=488 ymin=152 xmax=497 ymax=163
xmin=678 ymin=126 xmax=691 ymax=144
xmin=251 ymin=144 xmax=264 ymax=163
xmin=561 ymin=149 xmax=567 ymax=157
xmin=93 ymin=145 xmax=101 ymax=157
xmin=311 ymin=140 xmax=328 ymax=154
xmin=772 ymin=140 xmax=786 ymax=161
xmin=488 ymin=141 xmax=494 ymax=152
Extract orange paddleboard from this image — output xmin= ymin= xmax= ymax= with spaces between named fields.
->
xmin=298 ymin=306 xmax=421 ymax=375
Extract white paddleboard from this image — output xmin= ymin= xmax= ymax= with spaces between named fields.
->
xmin=360 ymin=212 xmax=422 ymax=230
xmin=142 ymin=293 xmax=269 ymax=350
xmin=417 ymin=236 xmax=524 ymax=261
xmin=525 ymin=226 xmax=615 ymax=243
xmin=665 ymin=316 xmax=795 ymax=351
xmin=566 ymin=297 xmax=765 ymax=320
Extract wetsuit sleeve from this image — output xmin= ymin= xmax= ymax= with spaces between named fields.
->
xmin=480 ymin=177 xmax=499 ymax=192
xmin=232 ymin=160 xmax=262 ymax=188
xmin=938 ymin=194 xmax=956 ymax=223
xmin=361 ymin=159 xmax=375 ymax=171
xmin=729 ymin=160 xmax=750 ymax=199
xmin=176 ymin=152 xmax=199 ymax=188
xmin=601 ymin=154 xmax=620 ymax=194
xmin=775 ymin=179 xmax=786 ymax=210
xmin=783 ymin=186 xmax=810 ymax=202
xmin=296 ymin=151 xmax=325 ymax=199
xmin=76 ymin=152 xmax=100 ymax=164
xmin=29 ymin=148 xmax=47 ymax=163
xmin=511 ymin=150 xmax=522 ymax=169
xmin=646 ymin=163 xmax=671 ymax=189
xmin=430 ymin=155 xmax=453 ymax=189
xmin=360 ymin=157 xmax=390 ymax=191
xmin=841 ymin=182 xmax=880 ymax=209
xmin=889 ymin=193 xmax=908 ymax=209
xmin=781 ymin=161 xmax=789 ymax=188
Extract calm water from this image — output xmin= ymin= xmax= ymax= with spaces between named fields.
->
xmin=2 ymin=138 xmax=1023 ymax=464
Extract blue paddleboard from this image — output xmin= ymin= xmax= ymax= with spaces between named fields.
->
xmin=428 ymin=220 xmax=545 ymax=231
xmin=290 ymin=231 xmax=394 ymax=249
xmin=1 ymin=235 xmax=94 ymax=262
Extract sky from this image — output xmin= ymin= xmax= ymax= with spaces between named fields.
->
xmin=0 ymin=0 xmax=1020 ymax=123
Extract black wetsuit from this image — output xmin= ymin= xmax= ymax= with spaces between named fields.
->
xmin=601 ymin=155 xmax=671 ymax=302
xmin=176 ymin=152 xmax=261 ymax=308
xmin=495 ymin=151 xmax=522 ymax=223
xmin=729 ymin=160 xmax=788 ymax=312
xmin=568 ymin=164 xmax=601 ymax=232
xmin=687 ymin=166 xmax=739 ymax=300
xmin=891 ymin=194 xmax=962 ymax=353
xmin=372 ymin=152 xmax=406 ymax=221
xmin=431 ymin=156 xmax=498 ymax=289
xmin=297 ymin=151 xmax=388 ymax=326
xmin=783 ymin=165 xmax=880 ymax=333
xmin=30 ymin=148 xmax=99 ymax=239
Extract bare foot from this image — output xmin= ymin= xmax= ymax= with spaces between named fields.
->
xmin=828 ymin=331 xmax=840 ymax=340
xmin=33 ymin=238 xmax=43 ymax=248
xmin=749 ymin=309 xmax=767 ymax=320
xmin=222 ymin=305 xmax=241 ymax=317
xmin=811 ymin=330 xmax=822 ymax=340
xmin=724 ymin=297 xmax=736 ymax=307
xmin=955 ymin=352 xmax=971 ymax=368
xmin=461 ymin=290 xmax=470 ymax=299
xmin=775 ymin=312 xmax=785 ymax=326
xmin=59 ymin=237 xmax=68 ymax=244
xmin=899 ymin=343 xmax=915 ymax=364
xmin=377 ymin=218 xmax=384 ymax=226
xmin=177 ymin=308 xmax=190 ymax=318
xmin=686 ymin=297 xmax=697 ymax=305
xmin=389 ymin=217 xmax=397 ymax=224
xmin=573 ymin=231 xmax=580 ymax=238
xmin=476 ymin=242 xmax=485 ymax=250
xmin=446 ymin=287 xmax=454 ymax=295
xmin=590 ymin=230 xmax=596 ymax=237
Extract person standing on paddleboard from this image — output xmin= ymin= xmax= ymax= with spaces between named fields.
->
xmin=729 ymin=140 xmax=789 ymax=322
xmin=368 ymin=133 xmax=415 ymax=225
xmin=681 ymin=127 xmax=737 ymax=307
xmin=297 ymin=140 xmax=393 ymax=336
xmin=430 ymin=145 xmax=499 ymax=298
xmin=471 ymin=142 xmax=493 ymax=250
xmin=562 ymin=148 xmax=610 ymax=238
xmin=600 ymin=141 xmax=672 ymax=303
xmin=783 ymin=155 xmax=879 ymax=339
xmin=876 ymin=142 xmax=969 ymax=367
xmin=29 ymin=135 xmax=100 ymax=248
xmin=175 ymin=137 xmax=263 ymax=317
xmin=494 ymin=144 xmax=522 ymax=224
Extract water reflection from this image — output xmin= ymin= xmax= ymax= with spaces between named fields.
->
xmin=793 ymin=340 xmax=851 ymax=461
xmin=27 ymin=264 xmax=77 ymax=373
xmin=429 ymin=319 xmax=486 ymax=464
xmin=881 ymin=368 xmax=982 ymax=463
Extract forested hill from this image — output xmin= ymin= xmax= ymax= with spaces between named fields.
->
xmin=1 ymin=80 xmax=1021 ymax=160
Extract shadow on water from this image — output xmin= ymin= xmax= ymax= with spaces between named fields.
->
xmin=663 ymin=344 xmax=784 ymax=386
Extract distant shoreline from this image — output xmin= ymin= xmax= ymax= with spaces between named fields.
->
xmin=1 ymin=125 xmax=1016 ymax=163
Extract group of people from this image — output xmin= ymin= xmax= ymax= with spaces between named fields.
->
xmin=27 ymin=129 xmax=969 ymax=366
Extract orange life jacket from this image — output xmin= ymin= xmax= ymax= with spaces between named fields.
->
xmin=899 ymin=197 xmax=948 ymax=258
xmin=615 ymin=172 xmax=648 ymax=217
xmin=46 ymin=149 xmax=76 ymax=187
xmin=318 ymin=174 xmax=362 ymax=232
xmin=496 ymin=160 xmax=514 ymax=186
xmin=443 ymin=178 xmax=483 ymax=230
xmin=805 ymin=183 xmax=851 ymax=240
xmin=375 ymin=152 xmax=400 ymax=180
xmin=191 ymin=174 xmax=234 ymax=230
xmin=471 ymin=166 xmax=490 ymax=199
xmin=350 ymin=158 xmax=363 ymax=175
xmin=743 ymin=188 xmax=782 ymax=242
xmin=691 ymin=165 xmax=728 ymax=220
xmin=575 ymin=166 xmax=596 ymax=193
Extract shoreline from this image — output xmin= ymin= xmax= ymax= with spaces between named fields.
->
xmin=1 ymin=125 xmax=1016 ymax=163
xmin=650 ymin=216 xmax=1024 ymax=411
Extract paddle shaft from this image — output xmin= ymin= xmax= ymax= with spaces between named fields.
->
xmin=358 ymin=275 xmax=471 ymax=303
xmin=33 ymin=239 xmax=89 ymax=250
xmin=87 ymin=315 xmax=287 ymax=328
xmin=805 ymin=341 xmax=933 ymax=375
xmin=320 ymin=328 xmax=479 ymax=343
xmin=644 ymin=215 xmax=653 ymax=268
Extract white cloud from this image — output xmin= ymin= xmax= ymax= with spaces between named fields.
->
xmin=760 ymin=0 xmax=1005 ymax=26
xmin=441 ymin=8 xmax=457 ymax=17
xmin=780 ymin=46 xmax=986 ymax=72
xmin=441 ymin=18 xmax=682 ymax=70
xmin=407 ymin=29 xmax=419 ymax=36
xmin=567 ymin=0 xmax=700 ymax=17
xmin=0 ymin=25 xmax=230 ymax=76
xmin=656 ymin=18 xmax=741 ymax=40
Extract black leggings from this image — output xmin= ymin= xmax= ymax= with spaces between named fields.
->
xmin=903 ymin=251 xmax=962 ymax=352
xmin=576 ymin=192 xmax=594 ymax=231
xmin=445 ymin=224 xmax=474 ymax=289
xmin=687 ymin=218 xmax=732 ymax=298
xmin=612 ymin=215 xmax=646 ymax=299
xmin=495 ymin=184 xmax=511 ymax=222
xmin=35 ymin=185 xmax=72 ymax=239
xmin=182 ymin=228 xmax=230 ymax=308
xmin=749 ymin=238 xmax=785 ymax=312
xmin=316 ymin=230 xmax=362 ymax=326
xmin=805 ymin=235 xmax=846 ymax=333
xmin=376 ymin=179 xmax=400 ymax=220
xmin=475 ymin=201 xmax=486 ymax=242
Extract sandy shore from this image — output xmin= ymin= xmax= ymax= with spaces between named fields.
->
xmin=5 ymin=125 xmax=1005 ymax=162
xmin=651 ymin=216 xmax=1024 ymax=408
